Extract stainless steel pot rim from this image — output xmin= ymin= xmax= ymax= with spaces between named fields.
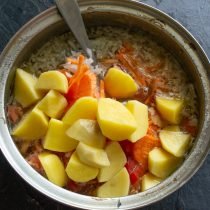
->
xmin=0 ymin=0 xmax=209 ymax=209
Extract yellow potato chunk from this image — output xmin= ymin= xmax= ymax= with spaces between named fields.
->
xmin=141 ymin=173 xmax=162 ymax=192
xmin=12 ymin=108 xmax=48 ymax=141
xmin=97 ymin=167 xmax=130 ymax=198
xmin=159 ymin=130 xmax=191 ymax=157
xmin=65 ymin=152 xmax=99 ymax=182
xmin=62 ymin=97 xmax=97 ymax=125
xmin=156 ymin=97 xmax=184 ymax=124
xmin=43 ymin=119 xmax=78 ymax=152
xmin=97 ymin=98 xmax=137 ymax=141
xmin=98 ymin=142 xmax=127 ymax=182
xmin=104 ymin=67 xmax=138 ymax=98
xmin=66 ymin=119 xmax=105 ymax=149
xmin=37 ymin=90 xmax=68 ymax=119
xmin=148 ymin=147 xmax=183 ymax=178
xmin=76 ymin=142 xmax=110 ymax=168
xmin=38 ymin=152 xmax=68 ymax=187
xmin=36 ymin=70 xmax=68 ymax=93
xmin=14 ymin=68 xmax=43 ymax=108
xmin=126 ymin=100 xmax=149 ymax=142
xmin=163 ymin=125 xmax=180 ymax=132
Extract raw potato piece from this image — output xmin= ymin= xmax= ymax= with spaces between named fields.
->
xmin=98 ymin=142 xmax=127 ymax=182
xmin=38 ymin=152 xmax=67 ymax=187
xmin=97 ymin=98 xmax=137 ymax=141
xmin=97 ymin=167 xmax=130 ymax=198
xmin=163 ymin=125 xmax=180 ymax=132
xmin=66 ymin=119 xmax=105 ymax=148
xmin=36 ymin=71 xmax=68 ymax=93
xmin=141 ymin=173 xmax=162 ymax=192
xmin=62 ymin=97 xmax=97 ymax=125
xmin=159 ymin=130 xmax=191 ymax=157
xmin=126 ymin=100 xmax=149 ymax=142
xmin=148 ymin=147 xmax=183 ymax=178
xmin=156 ymin=97 xmax=184 ymax=124
xmin=76 ymin=142 xmax=110 ymax=168
xmin=104 ymin=67 xmax=138 ymax=98
xmin=37 ymin=90 xmax=68 ymax=118
xmin=14 ymin=68 xmax=43 ymax=108
xmin=66 ymin=152 xmax=99 ymax=182
xmin=12 ymin=108 xmax=48 ymax=141
xmin=43 ymin=119 xmax=78 ymax=152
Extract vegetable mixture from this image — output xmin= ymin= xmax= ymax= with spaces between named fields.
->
xmin=7 ymin=27 xmax=198 ymax=198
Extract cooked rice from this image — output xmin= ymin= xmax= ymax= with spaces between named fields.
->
xmin=21 ymin=26 xmax=198 ymax=120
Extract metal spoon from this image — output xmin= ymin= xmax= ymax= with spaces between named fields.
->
xmin=55 ymin=0 xmax=96 ymax=62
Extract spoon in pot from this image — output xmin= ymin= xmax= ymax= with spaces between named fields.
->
xmin=55 ymin=0 xmax=96 ymax=63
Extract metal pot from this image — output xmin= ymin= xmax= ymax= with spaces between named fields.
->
xmin=0 ymin=0 xmax=209 ymax=209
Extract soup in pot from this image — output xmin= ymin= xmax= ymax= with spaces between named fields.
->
xmin=7 ymin=26 xmax=198 ymax=198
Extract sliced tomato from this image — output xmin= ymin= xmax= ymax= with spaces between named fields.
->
xmin=125 ymin=157 xmax=145 ymax=185
xmin=120 ymin=140 xmax=133 ymax=156
xmin=66 ymin=180 xmax=81 ymax=192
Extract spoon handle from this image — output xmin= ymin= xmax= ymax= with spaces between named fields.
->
xmin=55 ymin=0 xmax=94 ymax=60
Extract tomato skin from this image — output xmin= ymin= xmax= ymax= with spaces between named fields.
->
xmin=120 ymin=140 xmax=133 ymax=156
xmin=125 ymin=157 xmax=145 ymax=185
xmin=129 ymin=172 xmax=139 ymax=185
xmin=65 ymin=81 xmax=78 ymax=105
xmin=67 ymin=180 xmax=80 ymax=192
xmin=120 ymin=141 xmax=145 ymax=185
xmin=122 ymin=131 xmax=161 ymax=185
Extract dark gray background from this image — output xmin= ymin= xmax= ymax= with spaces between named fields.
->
xmin=0 ymin=0 xmax=210 ymax=210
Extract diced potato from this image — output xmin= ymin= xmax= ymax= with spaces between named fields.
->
xmin=104 ymin=67 xmax=138 ymax=98
xmin=97 ymin=98 xmax=137 ymax=141
xmin=66 ymin=119 xmax=105 ymax=149
xmin=62 ymin=97 xmax=97 ymax=125
xmin=97 ymin=167 xmax=130 ymax=198
xmin=65 ymin=152 xmax=99 ymax=182
xmin=141 ymin=173 xmax=162 ymax=192
xmin=38 ymin=152 xmax=67 ymax=187
xmin=36 ymin=70 xmax=68 ymax=93
xmin=156 ymin=97 xmax=184 ymax=124
xmin=126 ymin=100 xmax=149 ymax=142
xmin=14 ymin=68 xmax=43 ymax=108
xmin=43 ymin=119 xmax=78 ymax=152
xmin=12 ymin=108 xmax=48 ymax=141
xmin=37 ymin=90 xmax=68 ymax=119
xmin=159 ymin=130 xmax=191 ymax=157
xmin=148 ymin=147 xmax=183 ymax=178
xmin=163 ymin=125 xmax=180 ymax=132
xmin=76 ymin=142 xmax=110 ymax=168
xmin=98 ymin=142 xmax=127 ymax=182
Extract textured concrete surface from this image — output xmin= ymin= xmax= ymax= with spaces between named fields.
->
xmin=0 ymin=0 xmax=210 ymax=210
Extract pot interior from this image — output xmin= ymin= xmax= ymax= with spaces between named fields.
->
xmin=5 ymin=10 xmax=203 ymax=139
xmin=1 ymin=3 xmax=209 ymax=209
